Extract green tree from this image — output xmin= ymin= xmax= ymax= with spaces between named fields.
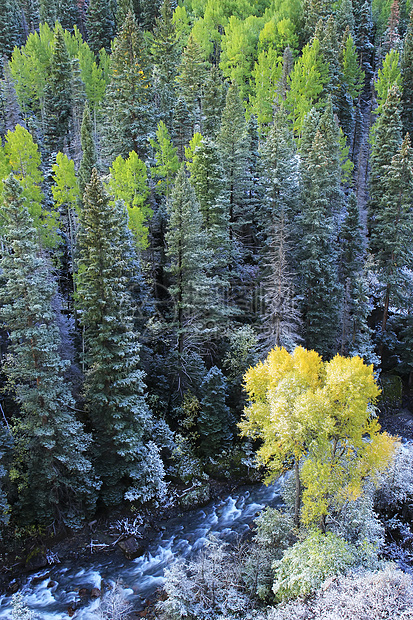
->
xmin=201 ymin=66 xmax=227 ymax=138
xmin=151 ymin=0 xmax=181 ymax=131
xmin=44 ymin=25 xmax=73 ymax=153
xmin=51 ymin=152 xmax=80 ymax=270
xmin=401 ymin=10 xmax=413 ymax=136
xmin=247 ymin=48 xmax=283 ymax=130
xmin=240 ymin=346 xmax=395 ymax=529
xmin=150 ymin=120 xmax=180 ymax=199
xmin=176 ymin=34 xmax=210 ymax=133
xmin=107 ymin=151 xmax=151 ymax=249
xmin=86 ymin=0 xmax=115 ymax=55
xmin=0 ymin=175 xmax=98 ymax=529
xmin=286 ymin=37 xmax=329 ymax=135
xmin=103 ymin=10 xmax=151 ymax=159
xmin=198 ymin=367 xmax=231 ymax=456
xmin=0 ymin=0 xmax=24 ymax=59
xmin=78 ymin=101 xmax=97 ymax=195
xmin=375 ymin=49 xmax=401 ymax=114
xmin=76 ymin=169 xmax=166 ymax=506
xmin=172 ymin=96 xmax=193 ymax=161
xmin=57 ymin=0 xmax=80 ymax=32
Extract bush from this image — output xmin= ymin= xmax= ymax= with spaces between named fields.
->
xmin=272 ymin=531 xmax=360 ymax=601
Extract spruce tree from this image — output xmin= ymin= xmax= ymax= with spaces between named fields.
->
xmin=172 ymin=96 xmax=193 ymax=161
xmin=353 ymin=0 xmax=374 ymax=78
xmin=198 ymin=367 xmax=231 ymax=456
xmin=0 ymin=0 xmax=24 ymax=59
xmin=201 ymin=66 xmax=227 ymax=138
xmin=217 ymin=83 xmax=248 ymax=242
xmin=370 ymin=134 xmax=413 ymax=340
xmin=176 ymin=34 xmax=210 ymax=134
xmin=151 ymin=0 xmax=180 ymax=132
xmin=339 ymin=192 xmax=376 ymax=362
xmin=57 ymin=0 xmax=80 ymax=32
xmin=77 ymin=169 xmax=166 ymax=506
xmin=297 ymin=104 xmax=343 ymax=357
xmin=165 ymin=165 xmax=214 ymax=355
xmin=39 ymin=0 xmax=57 ymax=26
xmin=78 ymin=101 xmax=97 ymax=195
xmin=401 ymin=10 xmax=413 ymax=137
xmin=103 ymin=10 xmax=151 ymax=159
xmin=44 ymin=25 xmax=73 ymax=153
xmin=0 ymin=175 xmax=97 ymax=528
xmin=86 ymin=0 xmax=115 ymax=56
xmin=369 ymin=85 xmax=403 ymax=240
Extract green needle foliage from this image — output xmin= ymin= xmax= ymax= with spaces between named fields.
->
xmin=76 ymin=169 xmax=166 ymax=507
xmin=0 ymin=175 xmax=98 ymax=530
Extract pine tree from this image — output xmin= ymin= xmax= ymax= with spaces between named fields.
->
xmin=198 ymin=367 xmax=231 ymax=456
xmin=297 ymin=103 xmax=343 ymax=357
xmin=335 ymin=0 xmax=355 ymax=34
xmin=86 ymin=0 xmax=115 ymax=56
xmin=39 ymin=0 xmax=57 ymax=26
xmin=165 ymin=166 xmax=214 ymax=355
xmin=140 ymin=0 xmax=162 ymax=30
xmin=76 ymin=169 xmax=166 ymax=507
xmin=0 ymin=0 xmax=24 ymax=59
xmin=201 ymin=66 xmax=227 ymax=138
xmin=172 ymin=96 xmax=193 ymax=161
xmin=259 ymin=109 xmax=301 ymax=353
xmin=217 ymin=83 xmax=248 ymax=242
xmin=303 ymin=0 xmax=331 ymax=40
xmin=176 ymin=34 xmax=210 ymax=134
xmin=57 ymin=0 xmax=80 ymax=32
xmin=78 ymin=101 xmax=97 ymax=195
xmin=369 ymin=84 xmax=403 ymax=239
xmin=103 ymin=10 xmax=151 ymax=159
xmin=316 ymin=16 xmax=341 ymax=108
xmin=151 ymin=0 xmax=180 ymax=132
xmin=370 ymin=134 xmax=413 ymax=340
xmin=353 ymin=0 xmax=374 ymax=78
xmin=116 ymin=0 xmax=134 ymax=32
xmin=44 ymin=25 xmax=73 ymax=153
xmin=0 ymin=175 xmax=98 ymax=528
xmin=401 ymin=10 xmax=413 ymax=137
xmin=339 ymin=192 xmax=376 ymax=362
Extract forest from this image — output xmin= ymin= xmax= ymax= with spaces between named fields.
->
xmin=1 ymin=0 xmax=413 ymax=617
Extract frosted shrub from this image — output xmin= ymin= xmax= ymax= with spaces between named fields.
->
xmin=272 ymin=531 xmax=359 ymax=601
xmin=243 ymin=508 xmax=296 ymax=601
xmin=11 ymin=594 xmax=37 ymax=619
xmin=157 ymin=535 xmax=252 ymax=620
xmin=376 ymin=442 xmax=413 ymax=511
xmin=266 ymin=565 xmax=413 ymax=620
xmin=92 ymin=581 xmax=132 ymax=620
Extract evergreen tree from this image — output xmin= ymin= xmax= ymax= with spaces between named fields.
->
xmin=57 ymin=0 xmax=80 ymax=32
xmin=140 ymin=0 xmax=162 ymax=30
xmin=151 ymin=0 xmax=180 ymax=132
xmin=339 ymin=192 xmax=376 ymax=362
xmin=76 ymin=169 xmax=166 ymax=506
xmin=116 ymin=0 xmax=134 ymax=32
xmin=259 ymin=109 xmax=301 ymax=353
xmin=176 ymin=34 xmax=210 ymax=134
xmin=39 ymin=0 xmax=57 ymax=26
xmin=201 ymin=66 xmax=227 ymax=138
xmin=78 ymin=101 xmax=97 ymax=195
xmin=297 ymin=104 xmax=343 ymax=357
xmin=335 ymin=0 xmax=355 ymax=34
xmin=217 ymin=83 xmax=248 ymax=242
xmin=150 ymin=120 xmax=180 ymax=200
xmin=369 ymin=85 xmax=403 ymax=238
xmin=198 ymin=367 xmax=231 ymax=456
xmin=370 ymin=134 xmax=413 ymax=341
xmin=0 ymin=175 xmax=97 ymax=528
xmin=172 ymin=96 xmax=193 ymax=161
xmin=103 ymin=10 xmax=151 ymax=159
xmin=165 ymin=166 xmax=214 ymax=355
xmin=86 ymin=0 xmax=115 ymax=56
xmin=0 ymin=0 xmax=24 ymax=59
xmin=303 ymin=0 xmax=331 ymax=40
xmin=353 ymin=0 xmax=374 ymax=78
xmin=44 ymin=25 xmax=73 ymax=153
xmin=401 ymin=10 xmax=413 ymax=137
xmin=316 ymin=16 xmax=341 ymax=108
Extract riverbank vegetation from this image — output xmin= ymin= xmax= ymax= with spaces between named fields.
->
xmin=2 ymin=0 xmax=413 ymax=616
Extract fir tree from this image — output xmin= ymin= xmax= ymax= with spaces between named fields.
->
xmin=44 ymin=25 xmax=73 ymax=153
xmin=103 ymin=10 xmax=151 ymax=159
xmin=151 ymin=0 xmax=180 ymax=132
xmin=176 ymin=34 xmax=210 ymax=133
xmin=166 ymin=165 xmax=214 ymax=355
xmin=369 ymin=85 xmax=403 ymax=239
xmin=172 ymin=96 xmax=193 ymax=161
xmin=76 ymin=169 xmax=166 ymax=507
xmin=57 ymin=0 xmax=80 ymax=32
xmin=0 ymin=175 xmax=98 ymax=528
xmin=0 ymin=0 xmax=24 ymax=59
xmin=217 ymin=83 xmax=248 ymax=242
xmin=39 ymin=0 xmax=57 ymax=26
xmin=78 ymin=101 xmax=97 ymax=195
xmin=198 ymin=367 xmax=231 ymax=456
xmin=201 ymin=66 xmax=227 ymax=138
xmin=353 ymin=0 xmax=374 ymax=78
xmin=401 ymin=10 xmax=413 ymax=137
xmin=86 ymin=0 xmax=115 ymax=56
xmin=140 ymin=0 xmax=162 ymax=30
xmin=297 ymin=104 xmax=343 ymax=357
xmin=339 ymin=192 xmax=376 ymax=362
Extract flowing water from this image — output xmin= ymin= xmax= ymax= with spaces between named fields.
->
xmin=0 ymin=482 xmax=283 ymax=619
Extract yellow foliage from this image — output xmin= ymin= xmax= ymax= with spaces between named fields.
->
xmin=240 ymin=346 xmax=396 ymax=527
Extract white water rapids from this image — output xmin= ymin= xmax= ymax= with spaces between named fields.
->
xmin=0 ymin=482 xmax=282 ymax=618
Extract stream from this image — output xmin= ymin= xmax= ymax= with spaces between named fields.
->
xmin=0 ymin=482 xmax=283 ymax=619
